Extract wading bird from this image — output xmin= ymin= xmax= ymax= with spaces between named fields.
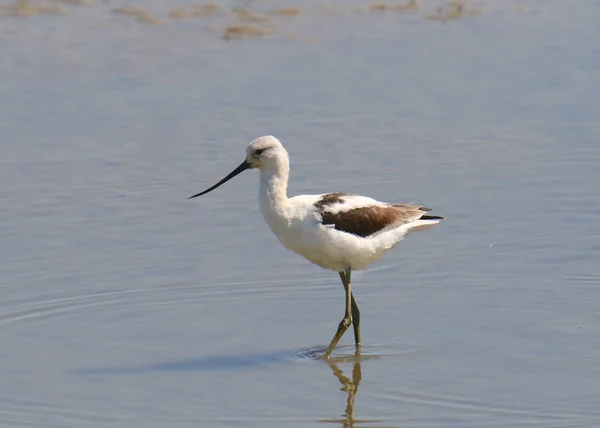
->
xmin=189 ymin=136 xmax=443 ymax=359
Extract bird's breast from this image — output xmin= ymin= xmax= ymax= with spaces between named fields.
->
xmin=259 ymin=201 xmax=313 ymax=249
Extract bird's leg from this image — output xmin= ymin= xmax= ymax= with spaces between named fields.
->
xmin=350 ymin=292 xmax=361 ymax=349
xmin=345 ymin=269 xmax=361 ymax=349
xmin=323 ymin=270 xmax=353 ymax=359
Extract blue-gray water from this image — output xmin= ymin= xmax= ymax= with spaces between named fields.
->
xmin=1 ymin=1 xmax=600 ymax=427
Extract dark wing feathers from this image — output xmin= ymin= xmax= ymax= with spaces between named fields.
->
xmin=315 ymin=193 xmax=443 ymax=238
xmin=421 ymin=214 xmax=445 ymax=220
xmin=320 ymin=205 xmax=402 ymax=237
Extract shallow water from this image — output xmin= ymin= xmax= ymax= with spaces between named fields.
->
xmin=1 ymin=1 xmax=600 ymax=427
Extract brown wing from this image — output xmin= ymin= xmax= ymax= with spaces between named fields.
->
xmin=316 ymin=194 xmax=443 ymax=238
xmin=392 ymin=204 xmax=445 ymax=221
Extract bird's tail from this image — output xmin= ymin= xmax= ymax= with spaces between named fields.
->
xmin=420 ymin=214 xmax=445 ymax=220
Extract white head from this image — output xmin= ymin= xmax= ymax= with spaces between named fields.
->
xmin=245 ymin=135 xmax=288 ymax=170
xmin=189 ymin=135 xmax=289 ymax=199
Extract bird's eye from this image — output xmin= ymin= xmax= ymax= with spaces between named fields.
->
xmin=255 ymin=149 xmax=263 ymax=155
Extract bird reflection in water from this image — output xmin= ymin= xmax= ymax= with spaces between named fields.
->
xmin=319 ymin=351 xmax=391 ymax=428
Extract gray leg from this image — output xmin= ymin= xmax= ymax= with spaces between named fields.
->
xmin=343 ymin=268 xmax=361 ymax=347
xmin=323 ymin=268 xmax=353 ymax=359
xmin=351 ymin=293 xmax=361 ymax=348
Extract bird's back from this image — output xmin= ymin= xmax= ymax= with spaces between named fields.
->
xmin=264 ymin=192 xmax=443 ymax=271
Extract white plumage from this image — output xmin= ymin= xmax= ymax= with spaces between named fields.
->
xmin=189 ymin=135 xmax=443 ymax=358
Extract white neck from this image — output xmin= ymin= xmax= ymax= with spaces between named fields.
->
xmin=258 ymin=158 xmax=290 ymax=208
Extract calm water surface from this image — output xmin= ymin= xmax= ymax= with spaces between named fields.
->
xmin=1 ymin=1 xmax=600 ymax=427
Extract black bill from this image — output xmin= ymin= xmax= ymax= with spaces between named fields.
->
xmin=188 ymin=161 xmax=250 ymax=199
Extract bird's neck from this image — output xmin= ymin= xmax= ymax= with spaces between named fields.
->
xmin=259 ymin=160 xmax=289 ymax=209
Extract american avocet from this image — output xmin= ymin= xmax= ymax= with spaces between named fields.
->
xmin=189 ymin=136 xmax=443 ymax=359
